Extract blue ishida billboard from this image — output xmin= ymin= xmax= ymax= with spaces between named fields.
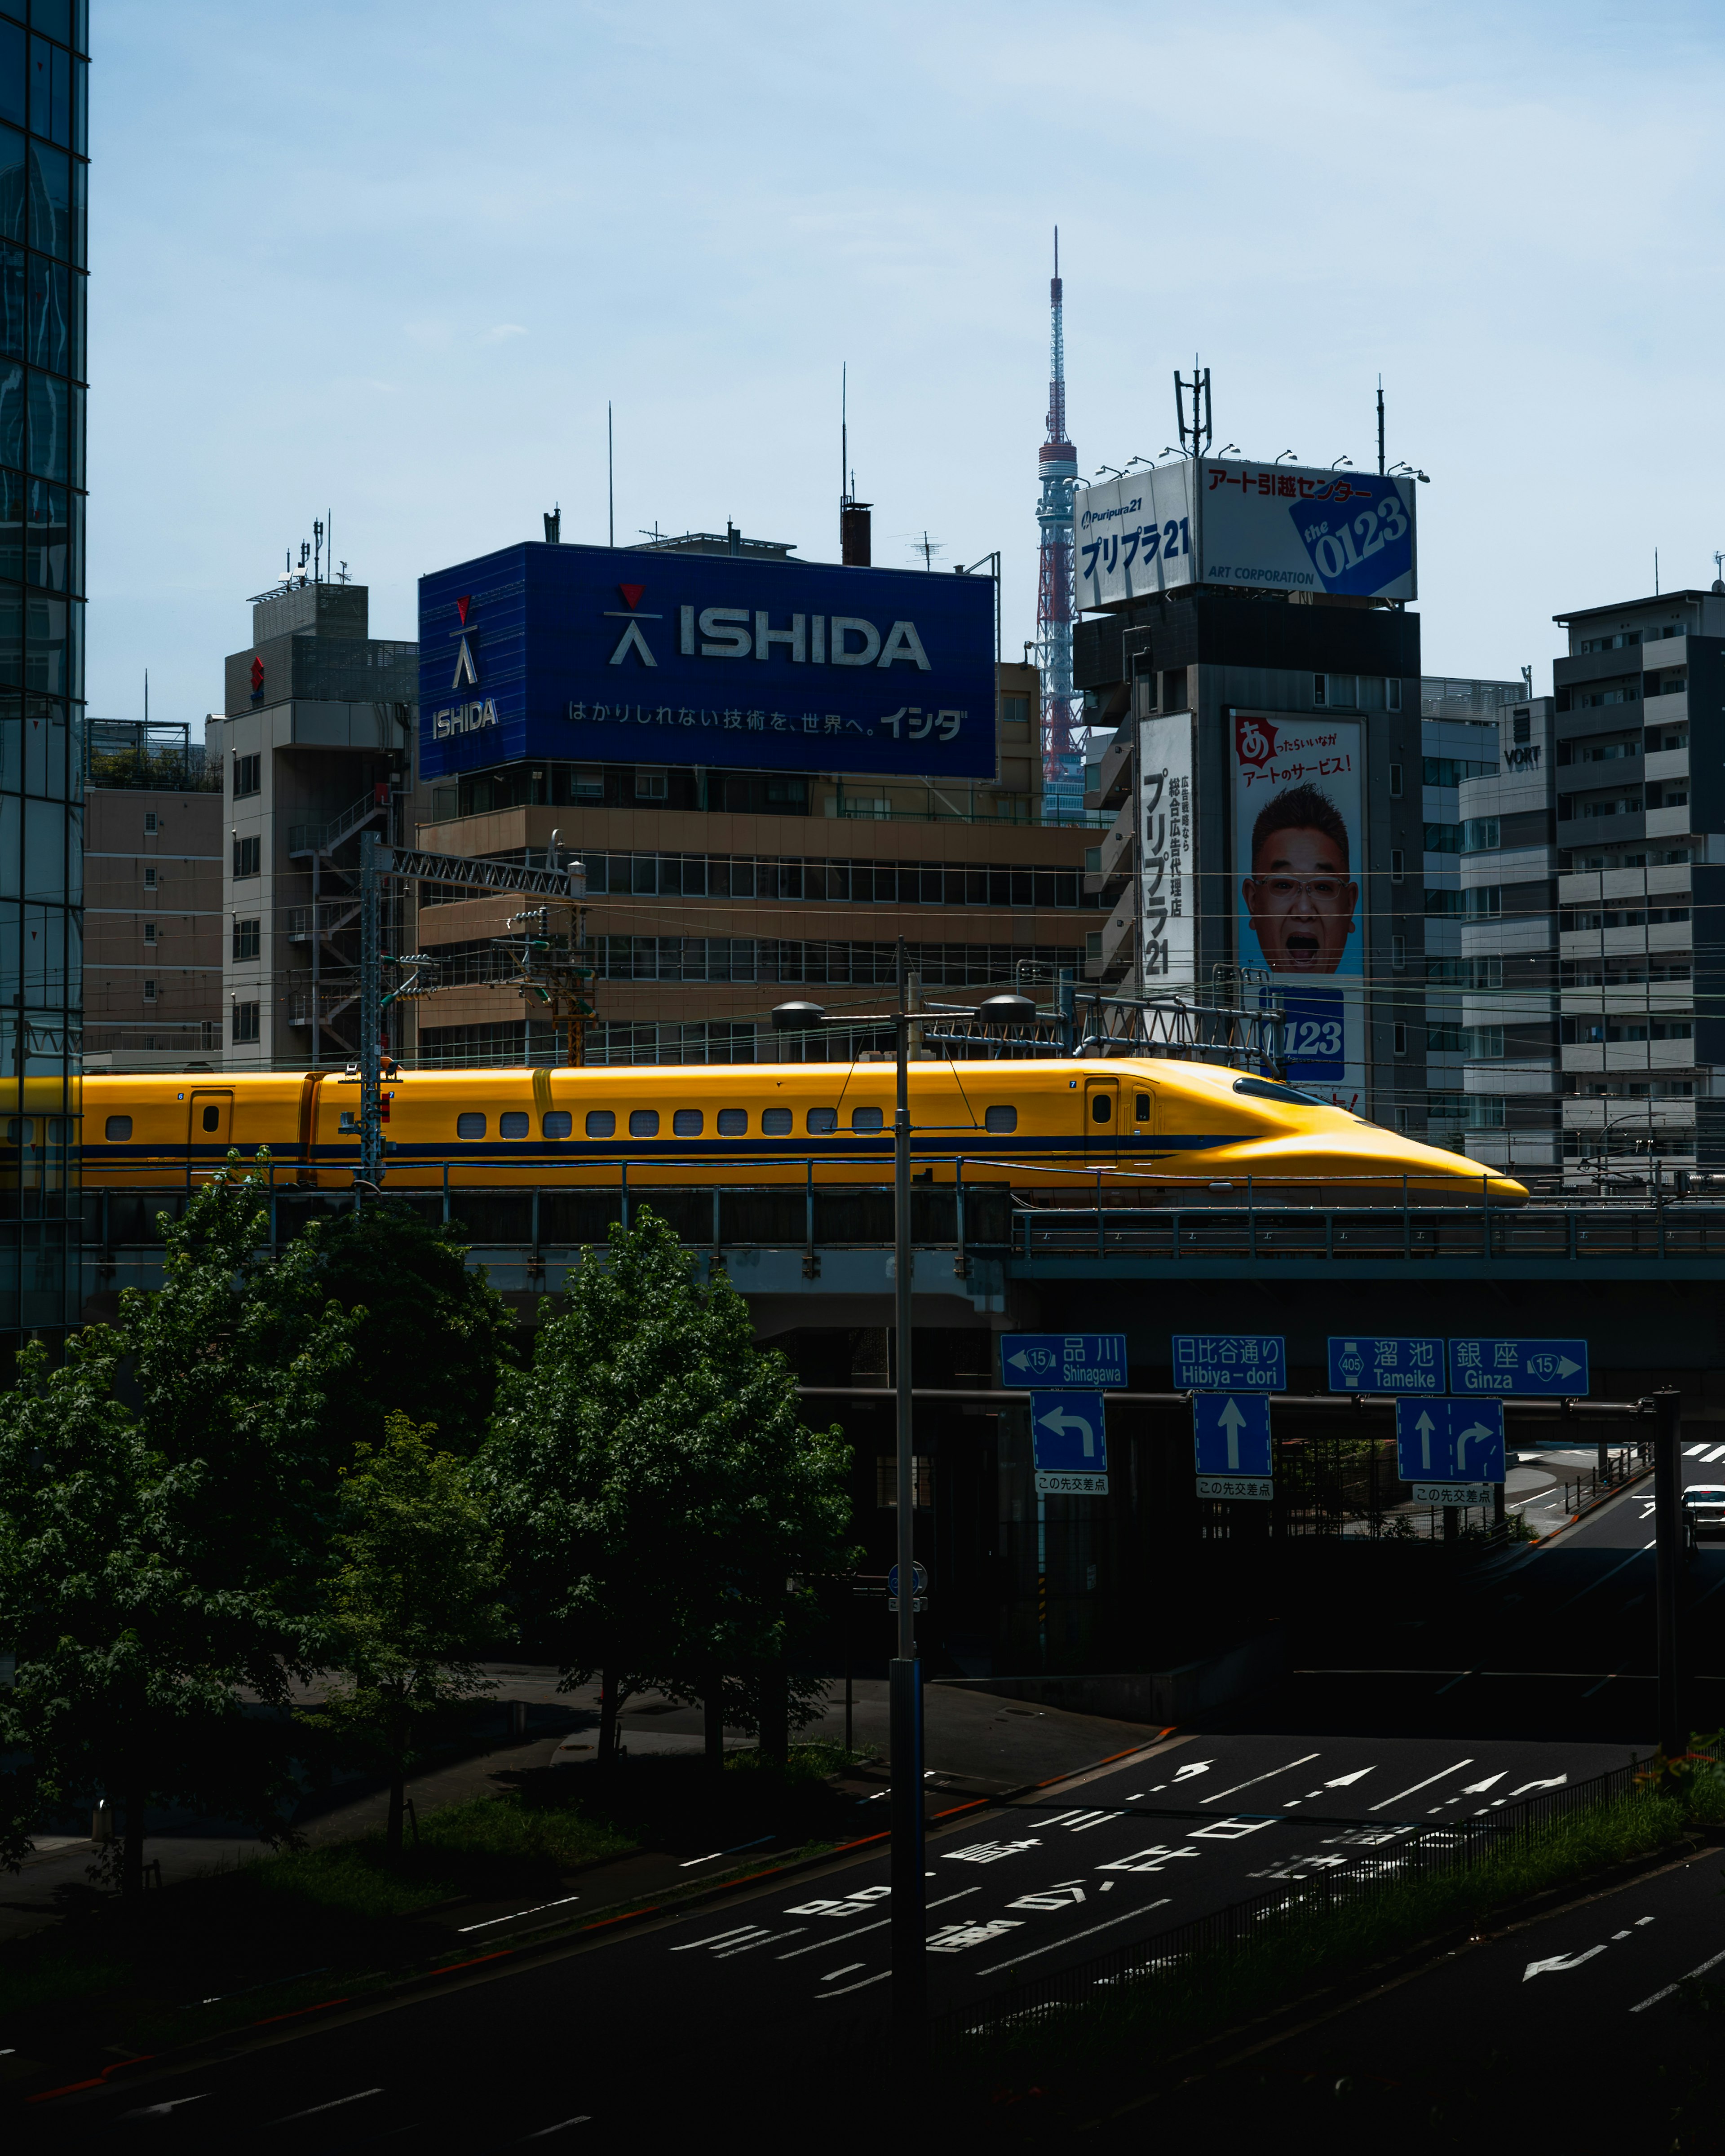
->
xmin=418 ymin=543 xmax=998 ymax=781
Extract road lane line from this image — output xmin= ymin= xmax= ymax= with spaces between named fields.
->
xmin=1630 ymin=1943 xmax=1725 ymax=2012
xmin=269 ymin=2089 xmax=383 ymax=2125
xmin=460 ymin=1893 xmax=582 ymax=1934
xmin=713 ymin=1928 xmax=806 ymax=1957
xmin=1701 ymin=1445 xmax=1725 ymax=1464
xmin=975 ymin=1898 xmax=1173 ymax=1975
xmin=521 ymin=2121 xmax=593 ymax=2138
xmin=1554 ymin=1543 xmax=1654 ymax=1611
xmin=821 ymin=1964 xmax=865 ymax=1982
xmin=816 ymin=1969 xmax=892 ymax=1998
xmin=668 ymin=1924 xmax=767 ymax=1953
xmin=1367 ymin=1759 xmax=1473 ymax=1811
xmin=1199 ymin=1754 xmax=1321 ymax=1804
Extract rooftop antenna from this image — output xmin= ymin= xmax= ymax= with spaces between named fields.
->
xmin=1376 ymin=376 xmax=1385 ymax=475
xmin=607 ymin=402 xmax=614 ymax=548
xmin=841 ymin=361 xmax=848 ymax=508
xmin=1174 ymin=353 xmax=1212 ymax=459
xmin=313 ymin=517 xmax=323 ymax=583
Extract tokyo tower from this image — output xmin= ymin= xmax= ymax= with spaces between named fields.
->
xmin=1035 ymin=229 xmax=1079 ymax=801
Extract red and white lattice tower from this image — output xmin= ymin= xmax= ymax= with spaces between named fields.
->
xmin=1034 ymin=230 xmax=1079 ymax=790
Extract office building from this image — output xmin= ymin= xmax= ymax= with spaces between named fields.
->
xmin=0 ymin=0 xmax=88 ymax=1336
xmin=205 ymin=576 xmax=416 ymax=1071
xmin=81 ymin=718 xmax=221 ymax=1072
xmin=1417 ymin=677 xmax=1528 ymax=1154
xmin=407 ymin=530 xmax=1096 ymax=1068
xmin=1546 ymin=585 xmax=1725 ymax=1180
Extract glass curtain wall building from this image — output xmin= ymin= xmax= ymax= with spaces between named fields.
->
xmin=0 ymin=0 xmax=88 ymax=1339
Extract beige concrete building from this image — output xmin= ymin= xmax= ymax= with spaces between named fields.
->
xmin=402 ymin=660 xmax=1102 ymax=1065
xmin=82 ymin=723 xmax=223 ymax=1074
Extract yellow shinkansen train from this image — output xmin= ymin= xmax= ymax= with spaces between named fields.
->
xmin=69 ymin=1060 xmax=1529 ymax=1206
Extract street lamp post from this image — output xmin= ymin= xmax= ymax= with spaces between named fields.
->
xmin=773 ymin=935 xmax=925 ymax=2037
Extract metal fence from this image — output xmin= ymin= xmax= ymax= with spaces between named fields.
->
xmin=928 ymin=1752 xmax=1688 ymax=2057
xmin=1560 ymin=1438 xmax=1656 ymax=1513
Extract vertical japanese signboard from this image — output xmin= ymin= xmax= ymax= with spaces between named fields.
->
xmin=1232 ymin=710 xmax=1367 ymax=1113
xmin=1141 ymin=711 xmax=1195 ymax=997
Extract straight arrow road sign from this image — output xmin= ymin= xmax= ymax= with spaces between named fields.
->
xmin=1192 ymin=1392 xmax=1273 ymax=1482
xmin=1395 ymin=1398 xmax=1506 ymax=1485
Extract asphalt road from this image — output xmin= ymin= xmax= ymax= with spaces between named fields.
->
xmin=44 ymin=1726 xmax=1641 ymax=2150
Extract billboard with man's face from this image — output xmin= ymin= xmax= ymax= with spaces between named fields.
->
xmin=1233 ymin=712 xmax=1366 ymax=1107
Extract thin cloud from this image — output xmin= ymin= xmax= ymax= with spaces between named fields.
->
xmin=485 ymin=323 xmax=529 ymax=342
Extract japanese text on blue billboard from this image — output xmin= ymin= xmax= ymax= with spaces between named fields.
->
xmin=418 ymin=543 xmax=998 ymax=781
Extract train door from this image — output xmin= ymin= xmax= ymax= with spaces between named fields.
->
xmin=1128 ymin=1082 xmax=1160 ymax=1150
xmin=188 ymin=1089 xmax=233 ymax=1154
xmin=1083 ymin=1076 xmax=1119 ymax=1159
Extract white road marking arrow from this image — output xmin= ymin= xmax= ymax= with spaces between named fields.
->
xmin=1415 ymin=1409 xmax=1435 ymax=1472
xmin=1510 ymin=1774 xmax=1568 ymax=1796
xmin=1524 ymin=1945 xmax=1607 ymax=1980
xmin=1218 ymin=1397 xmax=1248 ymax=1471
xmin=1460 ymin=1772 xmax=1506 ymax=1794
xmin=1324 ymin=1767 xmax=1374 ymax=1787
xmin=1038 ymin=1405 xmax=1096 ymax=1457
xmin=1171 ymin=1761 xmax=1213 ymax=1781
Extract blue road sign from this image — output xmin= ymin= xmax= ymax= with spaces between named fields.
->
xmin=1000 ymin=1333 xmax=1128 ymax=1389
xmin=1030 ymin=1392 xmax=1108 ymax=1474
xmin=886 ymin=1561 xmax=928 ymax=1599
xmin=1395 ymin=1398 xmax=1506 ymax=1484
xmin=1327 ymin=1335 xmax=1444 ymax=1394
xmin=1173 ymin=1334 xmax=1286 ymax=1392
xmin=1448 ymin=1338 xmax=1589 ymax=1396
xmin=1191 ymin=1393 xmax=1274 ymax=1478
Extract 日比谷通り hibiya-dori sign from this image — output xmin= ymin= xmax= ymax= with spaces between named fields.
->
xmin=1072 ymin=458 xmax=1416 ymax=610
xmin=417 ymin=542 xmax=1000 ymax=781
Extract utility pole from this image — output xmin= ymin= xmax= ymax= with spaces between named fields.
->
xmin=358 ymin=832 xmax=386 ymax=1192
xmin=1653 ymin=1385 xmax=1685 ymax=1762
xmin=890 ymin=934 xmax=925 ymax=2037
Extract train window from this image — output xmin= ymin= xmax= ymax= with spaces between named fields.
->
xmin=105 ymin=1115 xmax=133 ymax=1141
xmin=500 ymin=1112 xmax=529 ymax=1138
xmin=201 ymin=1106 xmax=221 ymax=1133
xmin=851 ymin=1106 xmax=884 ymax=1133
xmin=585 ymin=1109 xmax=615 ymax=1137
xmin=807 ymin=1107 xmax=838 ymax=1134
xmin=761 ymin=1107 xmax=792 ymax=1135
xmin=543 ymin=1111 xmax=572 ymax=1139
xmin=717 ymin=1108 xmax=748 ymax=1135
xmin=984 ymin=1105 xmax=1017 ymax=1134
xmin=1134 ymin=1094 xmax=1150 ymax=1121
xmin=629 ymin=1109 xmax=660 ymax=1137
xmin=1232 ymin=1076 xmax=1329 ymax=1107
xmin=1091 ymin=1093 xmax=1113 ymax=1123
xmin=672 ymin=1109 xmax=703 ymax=1136
xmin=457 ymin=1112 xmax=487 ymax=1139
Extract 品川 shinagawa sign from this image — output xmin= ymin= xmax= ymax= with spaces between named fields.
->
xmin=418 ymin=542 xmax=999 ymax=781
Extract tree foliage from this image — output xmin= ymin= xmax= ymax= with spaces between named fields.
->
xmin=303 ymin=1413 xmax=510 ymax=1855
xmin=0 ymin=1154 xmax=357 ymax=1886
xmin=312 ymin=1202 xmax=519 ymax=1458
xmin=483 ymin=1210 xmax=854 ymax=1760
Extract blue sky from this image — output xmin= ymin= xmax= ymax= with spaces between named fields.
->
xmin=88 ymin=0 xmax=1725 ymax=721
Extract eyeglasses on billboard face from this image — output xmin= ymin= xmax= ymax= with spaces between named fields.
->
xmin=1253 ymin=876 xmax=1350 ymax=902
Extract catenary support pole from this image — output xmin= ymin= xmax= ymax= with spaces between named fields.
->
xmin=890 ymin=935 xmax=925 ymax=2037
xmin=357 ymin=834 xmax=386 ymax=1198
xmin=1653 ymin=1386 xmax=1685 ymax=1762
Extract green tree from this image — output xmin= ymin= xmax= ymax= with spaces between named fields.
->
xmin=484 ymin=1210 xmax=854 ymax=1764
xmin=314 ymin=1202 xmax=519 ymax=1459
xmin=305 ymin=1414 xmax=510 ymax=1855
xmin=0 ymin=1155 xmax=357 ymax=1889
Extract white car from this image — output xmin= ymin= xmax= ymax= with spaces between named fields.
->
xmin=1683 ymin=1485 xmax=1725 ymax=1538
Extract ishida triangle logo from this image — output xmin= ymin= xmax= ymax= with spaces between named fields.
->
xmin=432 ymin=594 xmax=499 ymax=739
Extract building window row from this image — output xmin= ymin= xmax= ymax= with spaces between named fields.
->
xmin=420 ymin=935 xmax=1086 ymax=990
xmin=416 ymin=1019 xmax=761 ymax=1069
xmin=423 ymin=850 xmax=1097 ymax=912
xmin=1422 ymin=756 xmax=1495 ymax=787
